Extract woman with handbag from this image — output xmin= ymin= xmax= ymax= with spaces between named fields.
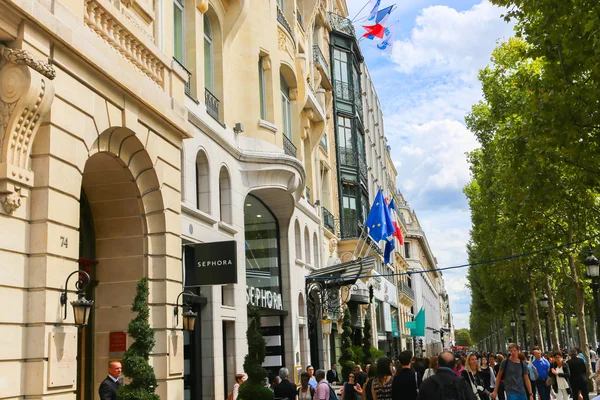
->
xmin=480 ymin=356 xmax=496 ymax=394
xmin=342 ymin=372 xmax=364 ymax=400
xmin=462 ymin=354 xmax=490 ymax=400
xmin=549 ymin=351 xmax=571 ymax=400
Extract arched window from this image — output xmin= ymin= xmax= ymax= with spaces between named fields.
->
xmin=219 ymin=166 xmax=232 ymax=224
xmin=280 ymin=74 xmax=292 ymax=139
xmin=195 ymin=150 xmax=210 ymax=213
xmin=298 ymin=292 xmax=306 ymax=317
xmin=203 ymin=14 xmax=213 ymax=92
xmin=304 ymin=226 xmax=310 ymax=264
xmin=294 ymin=220 xmax=301 ymax=261
xmin=312 ymin=232 xmax=319 ymax=268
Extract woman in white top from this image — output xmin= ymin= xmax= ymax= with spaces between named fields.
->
xmin=423 ymin=356 xmax=438 ymax=380
xmin=232 ymin=373 xmax=246 ymax=400
xmin=549 ymin=352 xmax=571 ymax=400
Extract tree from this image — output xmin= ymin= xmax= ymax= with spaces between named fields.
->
xmin=455 ymin=329 xmax=473 ymax=347
xmin=238 ymin=306 xmax=273 ymax=400
xmin=117 ymin=277 xmax=159 ymax=400
xmin=338 ymin=308 xmax=355 ymax=382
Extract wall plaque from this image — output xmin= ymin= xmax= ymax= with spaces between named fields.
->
xmin=48 ymin=332 xmax=77 ymax=387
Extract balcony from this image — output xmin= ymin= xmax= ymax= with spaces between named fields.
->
xmin=283 ymin=134 xmax=297 ymax=158
xmin=322 ymin=206 xmax=335 ymax=233
xmin=334 ymin=79 xmax=352 ymax=102
xmin=398 ymin=281 xmax=415 ymax=303
xmin=339 ymin=147 xmax=357 ymax=167
xmin=277 ymin=5 xmax=295 ymax=44
xmin=205 ymin=88 xmax=220 ymax=123
xmin=329 ymin=12 xmax=356 ymax=37
xmin=313 ymin=45 xmax=332 ymax=88
xmin=358 ymin=156 xmax=368 ymax=185
xmin=305 ymin=187 xmax=311 ymax=204
xmin=339 ymin=216 xmax=361 ymax=239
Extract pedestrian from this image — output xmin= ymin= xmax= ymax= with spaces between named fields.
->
xmin=480 ymin=356 xmax=496 ymax=394
xmin=413 ymin=357 xmax=425 ymax=386
xmin=363 ymin=364 xmax=377 ymax=400
xmin=416 ymin=351 xmax=477 ymax=400
xmin=567 ymin=348 xmax=590 ymax=400
xmin=341 ymin=371 xmax=364 ymax=400
xmin=391 ymin=351 xmax=418 ymax=400
xmin=355 ymin=364 xmax=368 ymax=387
xmin=275 ymin=368 xmax=298 ymax=400
xmin=228 ymin=373 xmax=245 ymax=400
xmin=371 ymin=357 xmax=393 ymax=400
xmin=589 ymin=346 xmax=597 ymax=373
xmin=455 ymin=357 xmax=466 ymax=377
xmin=532 ymin=349 xmax=551 ymax=400
xmin=99 ymin=360 xmax=122 ymax=400
xmin=491 ymin=343 xmax=534 ymax=400
xmin=494 ymin=355 xmax=506 ymax=400
xmin=548 ymin=351 xmax=571 ymax=400
xmin=307 ymin=365 xmax=317 ymax=390
xmin=298 ymin=372 xmax=316 ymax=400
xmin=423 ymin=356 xmax=438 ymax=380
xmin=463 ymin=353 xmax=491 ymax=400
xmin=327 ymin=363 xmax=339 ymax=385
xmin=315 ymin=369 xmax=331 ymax=400
xmin=518 ymin=353 xmax=538 ymax=400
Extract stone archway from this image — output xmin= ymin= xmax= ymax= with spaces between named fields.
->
xmin=81 ymin=127 xmax=168 ymax=397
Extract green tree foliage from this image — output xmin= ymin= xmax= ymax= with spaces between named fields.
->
xmin=455 ymin=329 xmax=473 ymax=347
xmin=338 ymin=309 xmax=355 ymax=382
xmin=117 ymin=277 xmax=159 ymax=400
xmin=362 ymin=314 xmax=373 ymax=366
xmin=238 ymin=306 xmax=273 ymax=400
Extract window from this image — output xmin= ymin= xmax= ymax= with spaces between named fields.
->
xmin=219 ymin=167 xmax=232 ymax=224
xmin=277 ymin=0 xmax=284 ymax=10
xmin=259 ymin=57 xmax=267 ymax=120
xmin=337 ymin=115 xmax=354 ymax=166
xmin=195 ymin=151 xmax=210 ymax=213
xmin=313 ymin=232 xmax=319 ymax=268
xmin=304 ymin=227 xmax=310 ymax=264
xmin=333 ymin=49 xmax=349 ymax=83
xmin=173 ymin=0 xmax=185 ymax=63
xmin=281 ymin=75 xmax=292 ymax=139
xmin=294 ymin=220 xmax=302 ymax=261
xmin=204 ymin=14 xmax=213 ymax=91
xmin=404 ymin=242 xmax=411 ymax=259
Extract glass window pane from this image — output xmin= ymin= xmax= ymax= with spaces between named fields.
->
xmin=173 ymin=4 xmax=184 ymax=62
xmin=204 ymin=39 xmax=213 ymax=91
xmin=259 ymin=57 xmax=266 ymax=119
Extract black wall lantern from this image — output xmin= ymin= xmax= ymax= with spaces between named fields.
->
xmin=174 ymin=291 xmax=198 ymax=331
xmin=60 ymin=270 xmax=94 ymax=327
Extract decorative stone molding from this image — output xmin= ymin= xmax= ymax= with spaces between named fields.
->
xmin=277 ymin=27 xmax=295 ymax=60
xmin=197 ymin=0 xmax=208 ymax=13
xmin=84 ymin=0 xmax=166 ymax=87
xmin=0 ymin=45 xmax=55 ymax=213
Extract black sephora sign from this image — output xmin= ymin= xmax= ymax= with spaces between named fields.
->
xmin=185 ymin=241 xmax=237 ymax=286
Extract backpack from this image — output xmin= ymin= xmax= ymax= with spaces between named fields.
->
xmin=431 ymin=375 xmax=468 ymax=400
xmin=327 ymin=383 xmax=337 ymax=400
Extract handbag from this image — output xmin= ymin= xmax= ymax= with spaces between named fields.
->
xmin=546 ymin=375 xmax=555 ymax=387
xmin=466 ymin=371 xmax=481 ymax=400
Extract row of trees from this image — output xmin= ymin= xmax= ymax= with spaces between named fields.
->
xmin=465 ymin=0 xmax=600 ymax=366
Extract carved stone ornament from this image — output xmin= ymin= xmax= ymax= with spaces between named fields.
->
xmin=328 ymin=238 xmax=338 ymax=253
xmin=0 ymin=45 xmax=55 ymax=214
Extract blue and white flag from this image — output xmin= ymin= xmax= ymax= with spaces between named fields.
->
xmin=365 ymin=189 xmax=395 ymax=243
xmin=367 ymin=0 xmax=381 ymax=22
xmin=375 ymin=24 xmax=395 ymax=54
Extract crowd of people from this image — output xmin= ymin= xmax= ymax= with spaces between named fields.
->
xmin=226 ymin=343 xmax=600 ymax=400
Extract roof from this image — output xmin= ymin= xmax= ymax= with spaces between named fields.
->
xmin=305 ymin=256 xmax=376 ymax=287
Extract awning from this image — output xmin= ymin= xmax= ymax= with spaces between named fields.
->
xmin=305 ymin=256 xmax=376 ymax=288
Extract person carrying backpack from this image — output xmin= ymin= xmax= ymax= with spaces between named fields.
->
xmin=314 ymin=369 xmax=337 ymax=400
xmin=491 ymin=344 xmax=534 ymax=400
xmin=417 ymin=351 xmax=477 ymax=400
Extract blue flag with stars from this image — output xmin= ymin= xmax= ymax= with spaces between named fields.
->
xmin=365 ymin=189 xmax=395 ymax=242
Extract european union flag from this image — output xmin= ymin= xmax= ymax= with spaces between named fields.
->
xmin=384 ymin=238 xmax=394 ymax=264
xmin=365 ymin=189 xmax=395 ymax=242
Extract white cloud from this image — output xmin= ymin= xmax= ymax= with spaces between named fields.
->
xmin=391 ymin=1 xmax=514 ymax=74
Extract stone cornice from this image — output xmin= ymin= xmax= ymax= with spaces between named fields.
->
xmin=0 ymin=45 xmax=56 ymax=80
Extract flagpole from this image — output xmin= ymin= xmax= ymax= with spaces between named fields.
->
xmin=351 ymin=0 xmax=372 ymax=22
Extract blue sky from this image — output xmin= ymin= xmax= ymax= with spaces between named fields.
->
xmin=346 ymin=0 xmax=514 ymax=329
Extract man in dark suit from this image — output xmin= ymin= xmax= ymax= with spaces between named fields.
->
xmin=327 ymin=363 xmax=339 ymax=384
xmin=566 ymin=349 xmax=590 ymax=400
xmin=99 ymin=360 xmax=122 ymax=400
xmin=274 ymin=367 xmax=297 ymax=400
xmin=392 ymin=351 xmax=419 ymax=400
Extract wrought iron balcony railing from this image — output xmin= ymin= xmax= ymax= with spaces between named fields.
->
xmin=339 ymin=147 xmax=357 ymax=167
xmin=358 ymin=155 xmax=368 ymax=185
xmin=322 ymin=206 xmax=335 ymax=233
xmin=306 ymin=187 xmax=311 ymax=204
xmin=398 ymin=281 xmax=415 ymax=302
xmin=313 ymin=45 xmax=330 ymax=83
xmin=277 ymin=5 xmax=294 ymax=42
xmin=297 ymin=8 xmax=304 ymax=30
xmin=283 ymin=134 xmax=297 ymax=158
xmin=329 ymin=12 xmax=356 ymax=37
xmin=334 ymin=79 xmax=352 ymax=101
xmin=205 ymin=88 xmax=220 ymax=122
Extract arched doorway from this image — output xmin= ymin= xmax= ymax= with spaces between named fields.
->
xmin=76 ymin=128 xmax=164 ymax=399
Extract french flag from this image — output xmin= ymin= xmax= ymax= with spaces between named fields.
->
xmin=388 ymin=199 xmax=404 ymax=245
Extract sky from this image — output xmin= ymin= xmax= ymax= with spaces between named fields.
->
xmin=345 ymin=0 xmax=515 ymax=329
